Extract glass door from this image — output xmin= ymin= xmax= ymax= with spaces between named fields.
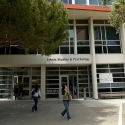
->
xmin=59 ymin=75 xmax=69 ymax=99
xmin=22 ymin=76 xmax=31 ymax=99
xmin=13 ymin=76 xmax=18 ymax=99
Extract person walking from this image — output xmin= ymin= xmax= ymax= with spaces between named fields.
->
xmin=61 ymin=84 xmax=71 ymax=121
xmin=31 ymin=83 xmax=41 ymax=112
xmin=13 ymin=83 xmax=19 ymax=100
xmin=18 ymin=82 xmax=23 ymax=99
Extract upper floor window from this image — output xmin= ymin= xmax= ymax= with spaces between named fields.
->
xmin=75 ymin=0 xmax=86 ymax=4
xmin=94 ymin=26 xmax=122 ymax=54
xmin=89 ymin=0 xmax=113 ymax=5
xmin=61 ymin=0 xmax=72 ymax=4
xmin=76 ymin=26 xmax=90 ymax=54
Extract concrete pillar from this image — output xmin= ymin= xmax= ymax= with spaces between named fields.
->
xmin=74 ymin=19 xmax=77 ymax=55
xmin=72 ymin=0 xmax=75 ymax=4
xmin=120 ymin=24 xmax=125 ymax=73
xmin=41 ymin=65 xmax=45 ymax=100
xmin=86 ymin=0 xmax=89 ymax=5
xmin=89 ymin=17 xmax=98 ymax=99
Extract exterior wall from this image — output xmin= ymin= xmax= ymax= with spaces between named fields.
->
xmin=0 ymin=5 xmax=125 ymax=100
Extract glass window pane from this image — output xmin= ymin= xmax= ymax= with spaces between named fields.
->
xmin=60 ymin=67 xmax=77 ymax=70
xmin=76 ymin=26 xmax=89 ymax=40
xmin=95 ymin=46 xmax=102 ymax=54
xmin=107 ymin=41 xmax=120 ymax=45
xmin=108 ymin=46 xmax=121 ymax=53
xmin=96 ymin=64 xmax=108 ymax=68
xmin=98 ymin=88 xmax=111 ymax=93
xmin=109 ymin=64 xmax=123 ymax=68
xmin=77 ymin=47 xmax=90 ymax=54
xmin=93 ymin=20 xmax=104 ymax=24
xmin=70 ymin=47 xmax=74 ymax=54
xmin=60 ymin=47 xmax=69 ymax=54
xmin=89 ymin=0 xmax=98 ymax=5
xmin=61 ymin=0 xmax=68 ymax=3
xmin=105 ymin=27 xmax=119 ymax=40
xmin=68 ymin=20 xmax=73 ymax=24
xmin=103 ymin=46 xmax=107 ymax=53
xmin=101 ymin=26 xmax=106 ymax=40
xmin=46 ymin=67 xmax=59 ymax=70
xmin=76 ymin=20 xmax=88 ymax=24
xmin=0 ymin=67 xmax=13 ymax=71
xmin=77 ymin=41 xmax=89 ymax=45
xmin=75 ymin=0 xmax=86 ymax=4
xmin=94 ymin=27 xmax=101 ymax=40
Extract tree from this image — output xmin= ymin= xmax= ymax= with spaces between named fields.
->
xmin=0 ymin=0 xmax=69 ymax=55
xmin=101 ymin=0 xmax=125 ymax=33
xmin=101 ymin=0 xmax=111 ymax=6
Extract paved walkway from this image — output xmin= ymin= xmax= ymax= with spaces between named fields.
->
xmin=0 ymin=99 xmax=124 ymax=125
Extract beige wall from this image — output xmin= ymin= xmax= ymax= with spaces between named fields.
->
xmin=0 ymin=54 xmax=124 ymax=65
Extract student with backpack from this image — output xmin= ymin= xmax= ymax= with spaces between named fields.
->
xmin=61 ymin=84 xmax=72 ymax=121
xmin=31 ymin=83 xmax=41 ymax=112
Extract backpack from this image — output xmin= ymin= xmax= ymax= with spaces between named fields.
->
xmin=31 ymin=89 xmax=35 ymax=98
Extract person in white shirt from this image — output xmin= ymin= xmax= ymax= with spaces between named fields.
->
xmin=31 ymin=83 xmax=41 ymax=112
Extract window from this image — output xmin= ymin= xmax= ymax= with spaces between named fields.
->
xmin=61 ymin=0 xmax=72 ymax=4
xmin=76 ymin=26 xmax=90 ymax=54
xmin=75 ymin=0 xmax=86 ymax=4
xmin=89 ymin=0 xmax=98 ymax=5
xmin=97 ymin=64 xmax=125 ymax=96
xmin=57 ymin=26 xmax=74 ymax=54
xmin=94 ymin=26 xmax=121 ymax=54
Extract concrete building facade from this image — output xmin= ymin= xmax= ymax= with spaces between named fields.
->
xmin=0 ymin=0 xmax=125 ymax=100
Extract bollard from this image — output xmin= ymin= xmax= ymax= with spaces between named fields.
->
xmin=84 ymin=88 xmax=86 ymax=100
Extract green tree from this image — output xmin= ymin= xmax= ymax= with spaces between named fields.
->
xmin=101 ymin=0 xmax=111 ymax=6
xmin=0 ymin=0 xmax=69 ymax=55
xmin=101 ymin=0 xmax=125 ymax=33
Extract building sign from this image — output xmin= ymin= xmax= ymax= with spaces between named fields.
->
xmin=47 ymin=58 xmax=90 ymax=61
xmin=99 ymin=73 xmax=113 ymax=83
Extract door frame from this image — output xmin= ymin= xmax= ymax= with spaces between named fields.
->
xmin=59 ymin=75 xmax=69 ymax=99
xmin=22 ymin=76 xmax=31 ymax=99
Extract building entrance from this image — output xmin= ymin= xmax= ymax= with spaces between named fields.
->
xmin=59 ymin=75 xmax=78 ymax=99
xmin=13 ymin=76 xmax=31 ymax=99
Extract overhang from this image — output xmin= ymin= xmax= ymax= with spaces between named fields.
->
xmin=64 ymin=4 xmax=110 ymax=20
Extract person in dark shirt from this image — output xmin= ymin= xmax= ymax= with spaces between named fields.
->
xmin=18 ymin=82 xmax=23 ymax=99
xmin=14 ymin=83 xmax=18 ymax=100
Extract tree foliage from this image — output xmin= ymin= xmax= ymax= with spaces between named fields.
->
xmin=101 ymin=0 xmax=111 ymax=6
xmin=0 ymin=0 xmax=69 ymax=55
xmin=101 ymin=0 xmax=125 ymax=33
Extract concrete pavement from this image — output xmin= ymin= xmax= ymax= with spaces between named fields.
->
xmin=0 ymin=99 xmax=125 ymax=125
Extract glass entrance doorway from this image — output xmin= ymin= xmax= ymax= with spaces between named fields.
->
xmin=69 ymin=75 xmax=77 ymax=99
xmin=59 ymin=75 xmax=69 ymax=99
xmin=13 ymin=76 xmax=31 ymax=99
xmin=59 ymin=75 xmax=78 ymax=99
xmin=22 ymin=76 xmax=31 ymax=99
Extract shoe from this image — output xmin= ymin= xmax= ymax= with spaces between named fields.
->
xmin=61 ymin=113 xmax=64 ymax=118
xmin=68 ymin=119 xmax=71 ymax=121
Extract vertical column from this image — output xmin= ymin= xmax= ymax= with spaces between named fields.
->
xmin=74 ymin=20 xmax=77 ymax=55
xmin=41 ymin=65 xmax=45 ymax=100
xmin=89 ymin=17 xmax=98 ymax=99
xmin=72 ymin=0 xmax=75 ymax=4
xmin=120 ymin=24 xmax=125 ymax=73
xmin=86 ymin=0 xmax=89 ymax=5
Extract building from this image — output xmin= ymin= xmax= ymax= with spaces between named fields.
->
xmin=0 ymin=0 xmax=125 ymax=100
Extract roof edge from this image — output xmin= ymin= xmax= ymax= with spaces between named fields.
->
xmin=64 ymin=4 xmax=110 ymax=12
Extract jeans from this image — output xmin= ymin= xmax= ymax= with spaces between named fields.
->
xmin=14 ymin=92 xmax=18 ymax=100
xmin=61 ymin=100 xmax=71 ymax=120
xmin=32 ymin=96 xmax=38 ymax=111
